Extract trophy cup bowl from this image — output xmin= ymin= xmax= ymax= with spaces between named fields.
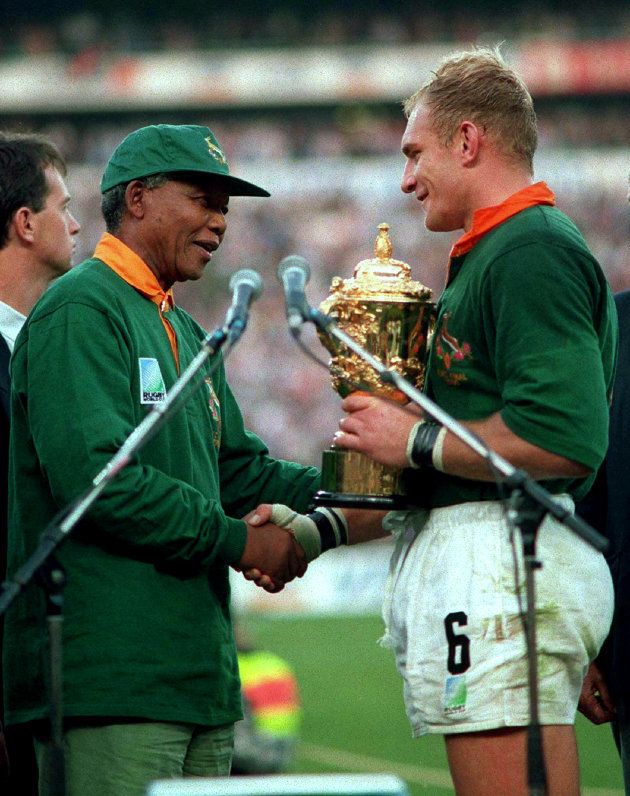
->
xmin=313 ymin=223 xmax=434 ymax=509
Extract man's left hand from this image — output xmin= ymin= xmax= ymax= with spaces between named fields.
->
xmin=334 ymin=393 xmax=420 ymax=468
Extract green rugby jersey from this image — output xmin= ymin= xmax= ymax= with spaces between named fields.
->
xmin=410 ymin=203 xmax=617 ymax=509
xmin=4 ymin=240 xmax=319 ymax=728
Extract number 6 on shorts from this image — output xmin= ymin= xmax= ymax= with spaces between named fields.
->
xmin=444 ymin=611 xmax=471 ymax=675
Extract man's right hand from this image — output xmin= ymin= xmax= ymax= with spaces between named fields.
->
xmin=238 ymin=519 xmax=307 ymax=591
xmin=578 ymin=660 xmax=615 ymax=724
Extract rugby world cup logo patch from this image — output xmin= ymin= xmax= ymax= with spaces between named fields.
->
xmin=139 ymin=357 xmax=166 ymax=404
xmin=443 ymin=674 xmax=467 ymax=715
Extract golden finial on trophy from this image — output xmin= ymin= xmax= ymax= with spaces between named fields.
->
xmin=375 ymin=222 xmax=393 ymax=260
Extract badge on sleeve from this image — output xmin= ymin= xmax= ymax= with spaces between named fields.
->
xmin=139 ymin=357 xmax=166 ymax=404
xmin=205 ymin=376 xmax=221 ymax=449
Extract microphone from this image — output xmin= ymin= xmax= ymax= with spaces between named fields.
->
xmin=277 ymin=255 xmax=311 ymax=332
xmin=225 ymin=268 xmax=263 ymax=343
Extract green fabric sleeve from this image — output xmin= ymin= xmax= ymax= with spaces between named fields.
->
xmin=22 ymin=302 xmax=248 ymax=567
xmin=216 ymin=365 xmax=320 ymax=519
xmin=486 ymin=244 xmax=610 ymax=471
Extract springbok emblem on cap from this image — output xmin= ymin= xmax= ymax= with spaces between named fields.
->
xmin=205 ymin=137 xmax=227 ymax=166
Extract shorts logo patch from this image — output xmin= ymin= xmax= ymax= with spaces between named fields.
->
xmin=443 ymin=674 xmax=467 ymax=715
xmin=139 ymin=357 xmax=166 ymax=404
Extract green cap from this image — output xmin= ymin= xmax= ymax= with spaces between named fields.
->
xmin=100 ymin=124 xmax=270 ymax=197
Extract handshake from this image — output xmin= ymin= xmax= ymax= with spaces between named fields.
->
xmin=235 ymin=504 xmax=348 ymax=593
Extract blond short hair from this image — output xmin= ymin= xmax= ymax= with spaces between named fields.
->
xmin=403 ymin=47 xmax=537 ymax=172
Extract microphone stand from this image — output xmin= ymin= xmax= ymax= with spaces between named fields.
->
xmin=0 ymin=318 xmax=241 ymax=796
xmin=297 ymin=306 xmax=607 ymax=796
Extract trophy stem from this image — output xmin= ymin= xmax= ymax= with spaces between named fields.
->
xmin=312 ymin=447 xmax=412 ymax=510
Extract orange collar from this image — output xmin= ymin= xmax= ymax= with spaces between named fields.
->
xmin=450 ymin=182 xmax=555 ymax=259
xmin=94 ymin=233 xmax=175 ymax=311
xmin=93 ymin=232 xmax=179 ymax=368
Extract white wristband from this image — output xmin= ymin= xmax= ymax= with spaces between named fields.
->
xmin=406 ymin=421 xmax=423 ymax=469
xmin=431 ymin=426 xmax=448 ymax=472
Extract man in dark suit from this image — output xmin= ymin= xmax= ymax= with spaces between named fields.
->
xmin=578 ymin=181 xmax=630 ymax=793
xmin=0 ymin=131 xmax=80 ymax=794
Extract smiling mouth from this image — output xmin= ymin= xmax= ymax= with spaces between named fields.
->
xmin=195 ymin=241 xmax=218 ymax=258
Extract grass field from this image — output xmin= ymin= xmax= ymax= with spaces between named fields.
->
xmin=239 ymin=614 xmax=624 ymax=795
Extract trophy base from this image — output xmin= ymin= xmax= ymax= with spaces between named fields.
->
xmin=312 ymin=491 xmax=410 ymax=510
xmin=313 ymin=448 xmax=411 ymax=510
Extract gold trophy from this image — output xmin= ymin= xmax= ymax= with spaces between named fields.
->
xmin=313 ymin=223 xmax=434 ymax=509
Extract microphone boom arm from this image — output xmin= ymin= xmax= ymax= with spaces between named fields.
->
xmin=0 ymin=323 xmax=232 ymax=616
xmin=0 ymin=272 xmax=263 ymax=796
xmin=300 ymin=298 xmax=604 ymax=796
xmin=307 ymin=306 xmax=607 ymax=553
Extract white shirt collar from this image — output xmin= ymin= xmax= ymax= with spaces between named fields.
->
xmin=0 ymin=300 xmax=27 ymax=353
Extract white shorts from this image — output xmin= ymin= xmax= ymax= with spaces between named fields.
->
xmin=380 ymin=499 xmax=613 ymax=737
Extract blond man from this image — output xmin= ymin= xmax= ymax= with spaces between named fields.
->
xmin=251 ymin=48 xmax=617 ymax=795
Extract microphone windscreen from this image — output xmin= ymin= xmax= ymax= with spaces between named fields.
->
xmin=277 ymin=255 xmax=311 ymax=283
xmin=229 ymin=268 xmax=264 ymax=299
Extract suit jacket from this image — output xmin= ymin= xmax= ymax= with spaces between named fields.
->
xmin=579 ymin=290 xmax=630 ymax=703
xmin=0 ymin=334 xmax=9 ymax=589
xmin=0 ymin=334 xmax=10 ymax=766
xmin=0 ymin=333 xmax=38 ymax=793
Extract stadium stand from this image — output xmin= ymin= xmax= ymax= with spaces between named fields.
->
xmin=0 ymin=1 xmax=627 ymax=466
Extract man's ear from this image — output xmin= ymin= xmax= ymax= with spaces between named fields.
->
xmin=458 ymin=120 xmax=483 ymax=167
xmin=11 ymin=206 xmax=36 ymax=244
xmin=125 ymin=180 xmax=148 ymax=220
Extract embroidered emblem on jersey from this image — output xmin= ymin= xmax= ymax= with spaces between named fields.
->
xmin=434 ymin=312 xmax=472 ymax=386
xmin=139 ymin=357 xmax=166 ymax=404
xmin=443 ymin=674 xmax=467 ymax=715
xmin=205 ymin=376 xmax=221 ymax=449
xmin=205 ymin=137 xmax=227 ymax=166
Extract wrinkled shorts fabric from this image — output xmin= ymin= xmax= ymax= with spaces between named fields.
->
xmin=380 ymin=499 xmax=613 ymax=736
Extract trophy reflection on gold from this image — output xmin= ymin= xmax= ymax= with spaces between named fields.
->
xmin=313 ymin=223 xmax=434 ymax=509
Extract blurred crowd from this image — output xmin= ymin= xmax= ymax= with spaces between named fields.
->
xmin=2 ymin=3 xmax=630 ymax=57
xmin=185 ymin=174 xmax=629 ymax=470
xmin=8 ymin=102 xmax=630 ymax=168
xmin=9 ymin=107 xmax=617 ymax=469
xmin=3 ymin=109 xmax=628 ymax=471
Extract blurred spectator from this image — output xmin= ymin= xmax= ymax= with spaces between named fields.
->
xmin=233 ymin=627 xmax=301 ymax=775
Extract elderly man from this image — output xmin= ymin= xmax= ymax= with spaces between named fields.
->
xmin=3 ymin=124 xmax=318 ymax=796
